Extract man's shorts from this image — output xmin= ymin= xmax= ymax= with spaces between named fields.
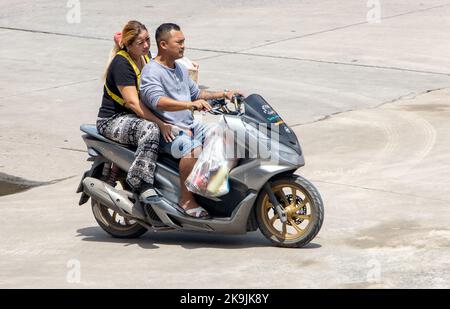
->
xmin=160 ymin=121 xmax=213 ymax=158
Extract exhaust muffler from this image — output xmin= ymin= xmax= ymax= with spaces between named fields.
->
xmin=82 ymin=177 xmax=145 ymax=220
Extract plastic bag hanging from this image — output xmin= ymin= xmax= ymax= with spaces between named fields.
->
xmin=185 ymin=117 xmax=237 ymax=197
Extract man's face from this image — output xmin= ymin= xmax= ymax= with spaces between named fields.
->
xmin=163 ymin=30 xmax=185 ymax=60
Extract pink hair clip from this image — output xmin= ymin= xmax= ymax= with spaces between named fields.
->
xmin=113 ymin=32 xmax=122 ymax=47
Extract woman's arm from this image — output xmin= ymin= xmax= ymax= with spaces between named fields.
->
xmin=118 ymin=85 xmax=175 ymax=142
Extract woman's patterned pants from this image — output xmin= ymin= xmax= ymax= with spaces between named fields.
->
xmin=96 ymin=113 xmax=160 ymax=191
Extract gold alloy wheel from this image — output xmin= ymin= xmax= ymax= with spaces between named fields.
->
xmin=260 ymin=183 xmax=314 ymax=241
xmin=93 ymin=200 xmax=139 ymax=231
xmin=90 ymin=167 xmax=148 ymax=239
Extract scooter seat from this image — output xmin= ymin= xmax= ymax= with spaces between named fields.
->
xmin=80 ymin=124 xmax=180 ymax=170
xmin=80 ymin=124 xmax=132 ymax=148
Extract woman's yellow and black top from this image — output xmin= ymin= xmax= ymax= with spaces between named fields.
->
xmin=98 ymin=50 xmax=150 ymax=118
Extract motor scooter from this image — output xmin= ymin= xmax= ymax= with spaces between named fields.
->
xmin=76 ymin=94 xmax=324 ymax=247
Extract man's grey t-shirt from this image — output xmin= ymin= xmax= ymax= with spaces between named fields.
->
xmin=140 ymin=59 xmax=200 ymax=129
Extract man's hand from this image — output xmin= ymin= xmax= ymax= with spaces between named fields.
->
xmin=224 ymin=89 xmax=244 ymax=100
xmin=192 ymin=99 xmax=212 ymax=111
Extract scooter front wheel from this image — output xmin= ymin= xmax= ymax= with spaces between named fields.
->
xmin=256 ymin=175 xmax=324 ymax=248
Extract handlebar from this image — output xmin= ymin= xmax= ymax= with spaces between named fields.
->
xmin=231 ymin=93 xmax=245 ymax=103
xmin=200 ymin=94 xmax=245 ymax=115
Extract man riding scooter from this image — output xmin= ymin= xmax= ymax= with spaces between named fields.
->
xmin=77 ymin=23 xmax=323 ymax=248
xmin=140 ymin=23 xmax=242 ymax=218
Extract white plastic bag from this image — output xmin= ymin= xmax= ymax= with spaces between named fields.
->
xmin=185 ymin=118 xmax=237 ymax=197
xmin=176 ymin=56 xmax=199 ymax=84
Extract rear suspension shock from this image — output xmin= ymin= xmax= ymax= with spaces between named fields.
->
xmin=103 ymin=163 xmax=121 ymax=187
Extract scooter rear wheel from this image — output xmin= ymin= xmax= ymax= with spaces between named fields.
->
xmin=256 ymin=175 xmax=324 ymax=248
xmin=90 ymin=172 xmax=147 ymax=239
xmin=91 ymin=200 xmax=148 ymax=238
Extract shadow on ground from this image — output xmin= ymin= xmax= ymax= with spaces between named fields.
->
xmin=76 ymin=226 xmax=322 ymax=250
xmin=0 ymin=172 xmax=75 ymax=196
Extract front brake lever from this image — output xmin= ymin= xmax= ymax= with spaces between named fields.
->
xmin=207 ymin=106 xmax=223 ymax=115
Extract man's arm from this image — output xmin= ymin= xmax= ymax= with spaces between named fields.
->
xmin=197 ymin=90 xmax=242 ymax=101
xmin=197 ymin=90 xmax=225 ymax=101
xmin=157 ymin=97 xmax=213 ymax=112
xmin=140 ymin=66 xmax=202 ymax=112
xmin=155 ymin=88 xmax=243 ymax=112
xmin=155 ymin=97 xmax=195 ymax=111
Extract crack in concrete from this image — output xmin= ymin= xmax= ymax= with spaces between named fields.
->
xmin=0 ymin=78 xmax=99 ymax=99
xmin=193 ymin=3 xmax=450 ymax=76
xmin=2 ymin=3 xmax=450 ymax=78
xmin=195 ymin=2 xmax=450 ymax=60
xmin=1 ymin=2 xmax=448 ymax=46
xmin=289 ymin=87 xmax=446 ymax=128
xmin=197 ymin=51 xmax=450 ymax=76
xmin=0 ymin=26 xmax=110 ymax=41
xmin=1 ymin=140 xmax=87 ymax=153
xmin=311 ymin=179 xmax=450 ymax=204
xmin=239 ymin=3 xmax=450 ymax=52
xmin=57 ymin=147 xmax=87 ymax=153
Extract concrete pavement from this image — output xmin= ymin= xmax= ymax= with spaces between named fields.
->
xmin=0 ymin=0 xmax=449 ymax=288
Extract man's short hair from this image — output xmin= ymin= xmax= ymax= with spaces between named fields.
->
xmin=155 ymin=23 xmax=181 ymax=48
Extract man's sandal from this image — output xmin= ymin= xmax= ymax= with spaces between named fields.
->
xmin=184 ymin=206 xmax=209 ymax=218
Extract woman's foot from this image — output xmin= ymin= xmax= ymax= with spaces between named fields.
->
xmin=179 ymin=199 xmax=209 ymax=218
xmin=138 ymin=184 xmax=158 ymax=203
